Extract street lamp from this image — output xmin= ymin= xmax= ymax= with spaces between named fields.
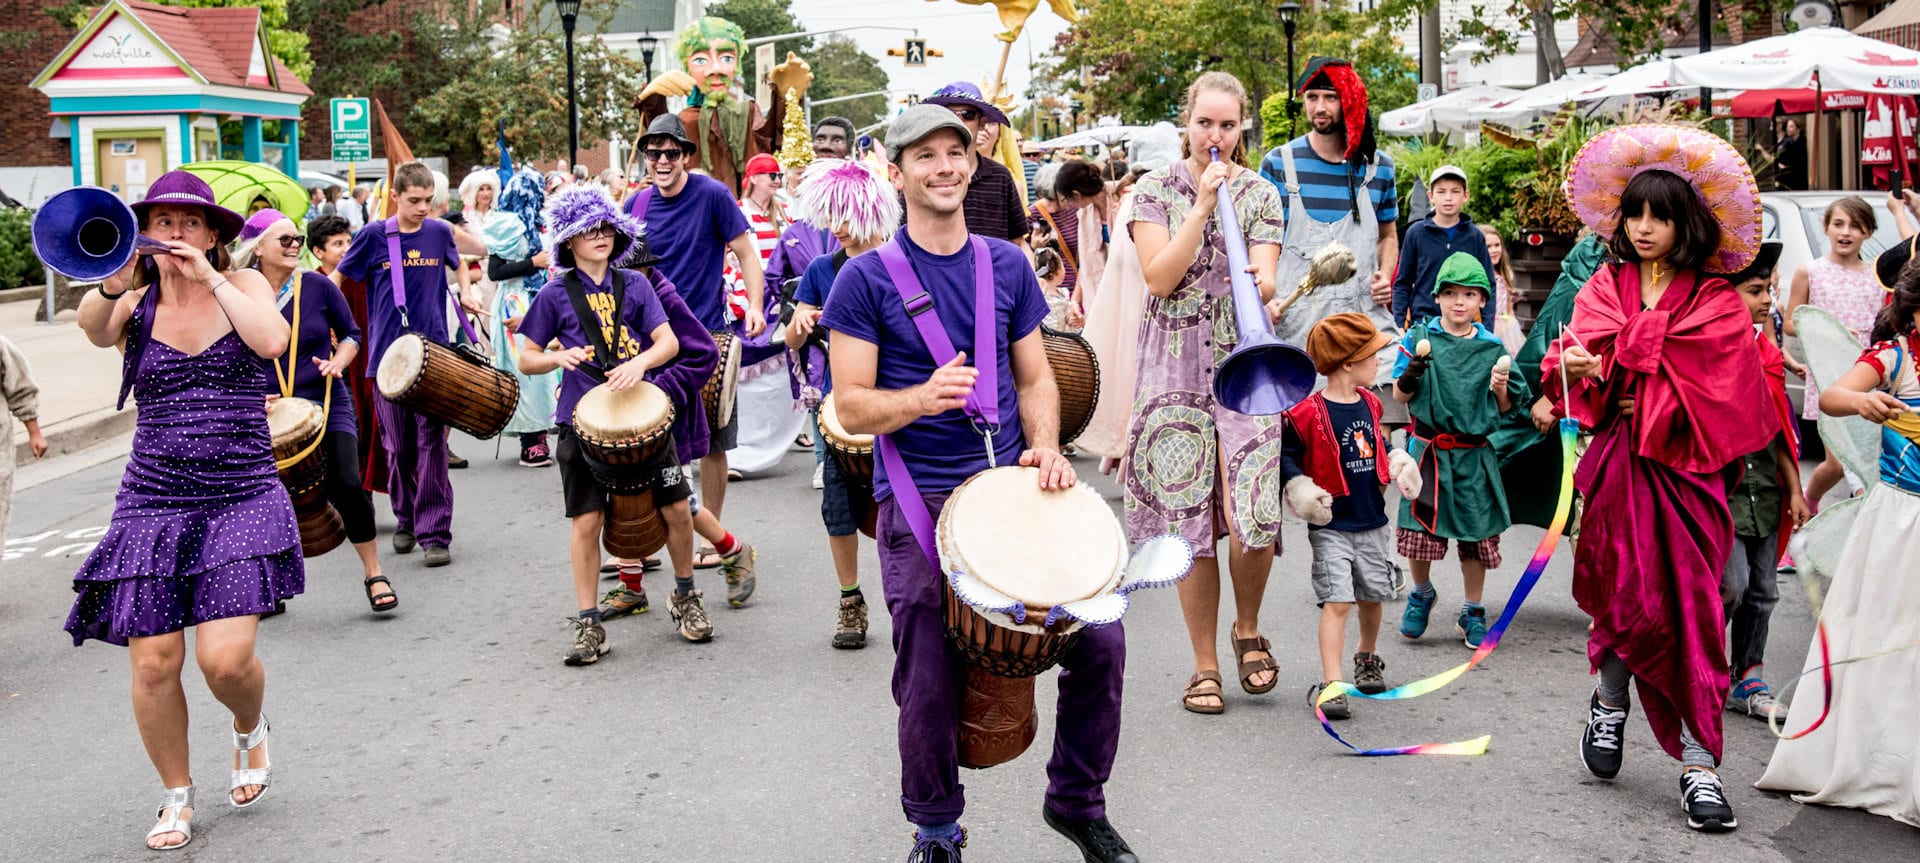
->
xmin=1070 ymin=97 xmax=1083 ymax=132
xmin=1278 ymin=2 xmax=1301 ymax=129
xmin=555 ymin=0 xmax=582 ymax=170
xmin=638 ymin=32 xmax=659 ymax=83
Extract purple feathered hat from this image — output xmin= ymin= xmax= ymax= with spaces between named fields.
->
xmin=543 ymin=184 xmax=645 ymax=269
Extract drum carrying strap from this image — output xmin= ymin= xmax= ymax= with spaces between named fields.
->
xmin=558 ymin=268 xmax=629 ymax=385
xmin=271 ymin=272 xmax=333 ymax=471
xmin=872 ymin=235 xmax=999 ymax=569
xmin=384 ymin=218 xmax=483 ymax=345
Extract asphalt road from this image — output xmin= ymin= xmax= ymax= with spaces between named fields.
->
xmin=2 ymin=434 xmax=1914 ymax=862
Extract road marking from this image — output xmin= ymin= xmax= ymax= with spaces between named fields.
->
xmin=4 ymin=525 xmax=107 ymax=562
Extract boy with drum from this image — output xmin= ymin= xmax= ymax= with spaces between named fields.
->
xmin=515 ymin=186 xmax=697 ymax=662
xmin=819 ymin=105 xmax=1138 ymax=863
xmin=330 ymin=161 xmax=480 ymax=568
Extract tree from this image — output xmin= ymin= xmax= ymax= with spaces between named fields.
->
xmin=287 ymin=0 xmax=409 ymax=108
xmin=706 ymin=0 xmax=814 ymax=87
xmin=808 ymin=34 xmax=890 ymax=129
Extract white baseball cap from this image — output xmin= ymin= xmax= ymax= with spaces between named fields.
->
xmin=1428 ymin=165 xmax=1469 ymax=187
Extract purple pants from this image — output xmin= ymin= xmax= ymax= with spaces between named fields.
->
xmin=374 ymin=395 xmax=454 ymax=548
xmin=877 ymin=492 xmax=1126 ymax=825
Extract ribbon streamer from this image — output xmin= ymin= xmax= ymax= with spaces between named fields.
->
xmin=1312 ymin=416 xmax=1577 ymax=756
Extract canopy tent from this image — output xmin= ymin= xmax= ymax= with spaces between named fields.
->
xmin=1029 ymin=125 xmax=1151 ymax=150
xmin=1379 ymin=85 xmax=1521 ymax=136
xmin=1857 ymin=0 xmax=1920 ymax=49
xmin=1669 ymin=26 xmax=1920 ymax=94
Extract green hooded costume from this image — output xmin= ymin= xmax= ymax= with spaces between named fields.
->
xmin=1397 ymin=252 xmax=1531 ymax=542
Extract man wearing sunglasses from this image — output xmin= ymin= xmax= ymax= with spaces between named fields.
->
xmin=921 ymin=81 xmax=1029 ymax=249
xmin=623 ymin=113 xmax=765 ymax=538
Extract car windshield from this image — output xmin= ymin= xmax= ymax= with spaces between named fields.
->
xmin=1800 ymin=200 xmax=1906 ymax=261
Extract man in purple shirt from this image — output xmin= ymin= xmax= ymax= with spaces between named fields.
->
xmin=820 ymin=104 xmax=1135 ymax=863
xmin=331 ymin=162 xmax=479 ymax=567
xmin=623 ymin=114 xmax=766 ymax=528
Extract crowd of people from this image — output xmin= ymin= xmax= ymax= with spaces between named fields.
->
xmin=20 ymin=38 xmax=1918 ymax=861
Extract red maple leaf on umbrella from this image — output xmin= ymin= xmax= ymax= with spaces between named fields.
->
xmin=1753 ymin=49 xmax=1792 ymax=59
xmin=1855 ymin=51 xmax=1920 ymax=67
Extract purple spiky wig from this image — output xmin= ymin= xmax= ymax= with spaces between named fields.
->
xmin=544 ymin=184 xmax=646 ymax=269
xmin=796 ymin=158 xmax=899 ymax=246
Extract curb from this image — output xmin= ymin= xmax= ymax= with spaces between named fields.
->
xmin=15 ymin=404 xmax=137 ymax=465
xmin=0 ymin=285 xmax=45 ymax=305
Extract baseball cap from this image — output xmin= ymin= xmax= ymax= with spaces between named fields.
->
xmin=885 ymin=104 xmax=975 ymax=163
xmin=1428 ymin=165 xmax=1468 ymax=187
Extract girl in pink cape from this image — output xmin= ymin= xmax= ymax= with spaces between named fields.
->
xmin=1543 ymin=124 xmax=1776 ymax=834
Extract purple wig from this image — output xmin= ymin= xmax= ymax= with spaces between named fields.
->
xmin=796 ymin=158 xmax=898 ymax=246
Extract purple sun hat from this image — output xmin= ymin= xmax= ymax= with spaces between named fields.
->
xmin=924 ymin=81 xmax=1010 ymax=127
xmin=238 ymin=208 xmax=293 ymax=245
xmin=131 ymin=170 xmax=245 ymax=244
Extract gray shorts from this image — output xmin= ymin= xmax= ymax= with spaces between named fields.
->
xmin=1309 ymin=525 xmax=1397 ymax=605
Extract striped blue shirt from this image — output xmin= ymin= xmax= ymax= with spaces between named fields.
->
xmin=1259 ymin=137 xmax=1397 ymax=226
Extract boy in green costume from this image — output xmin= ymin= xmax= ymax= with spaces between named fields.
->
xmin=1391 ymin=251 xmax=1530 ymax=649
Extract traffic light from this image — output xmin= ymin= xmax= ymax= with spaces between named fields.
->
xmin=886 ymin=40 xmax=942 ymax=67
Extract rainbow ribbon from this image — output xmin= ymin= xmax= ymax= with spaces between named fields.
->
xmin=1312 ymin=416 xmax=1578 ymax=756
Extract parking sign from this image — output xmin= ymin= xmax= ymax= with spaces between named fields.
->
xmin=331 ymin=98 xmax=371 ymax=163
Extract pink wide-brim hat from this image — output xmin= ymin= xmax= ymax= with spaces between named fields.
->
xmin=1564 ymin=123 xmax=1762 ymax=274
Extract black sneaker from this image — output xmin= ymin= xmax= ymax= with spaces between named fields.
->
xmin=392 ymin=530 xmax=416 ymax=554
xmin=1581 ymin=690 xmax=1629 ymax=779
xmin=1042 ymin=807 xmax=1138 ymax=863
xmin=1310 ymin=682 xmax=1350 ymax=720
xmin=905 ymin=826 xmax=965 ymax=863
xmin=1680 ymin=769 xmax=1738 ymax=832
xmin=1352 ymin=652 xmax=1387 ymax=694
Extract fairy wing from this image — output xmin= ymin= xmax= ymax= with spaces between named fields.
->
xmin=1794 ymin=306 xmax=1882 ymax=490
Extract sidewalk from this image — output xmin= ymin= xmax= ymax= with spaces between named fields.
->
xmin=6 ymin=299 xmax=133 ymax=465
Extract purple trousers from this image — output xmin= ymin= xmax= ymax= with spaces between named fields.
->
xmin=374 ymin=394 xmax=454 ymax=548
xmin=877 ymin=492 xmax=1126 ymax=825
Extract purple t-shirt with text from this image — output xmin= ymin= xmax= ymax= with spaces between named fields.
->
xmin=516 ymin=267 xmax=672 ymax=426
xmin=818 ymin=230 xmax=1048 ymax=499
xmin=336 ymin=218 xmax=461 ymax=374
xmin=623 ymin=174 xmax=749 ymax=332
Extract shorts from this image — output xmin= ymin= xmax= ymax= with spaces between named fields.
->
xmin=556 ymin=425 xmax=693 ymax=518
xmin=820 ymin=444 xmax=859 ymax=538
xmin=1310 ymin=526 xmax=1397 ymax=605
xmin=1396 ymin=527 xmax=1502 ymax=567
xmin=708 ymin=392 xmax=739 ymax=453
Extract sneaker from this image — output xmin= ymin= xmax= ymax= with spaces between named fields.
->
xmin=1580 ymin=690 xmax=1629 ymax=779
xmin=905 ymin=826 xmax=966 ymax=863
xmin=834 ymin=593 xmax=869 ymax=649
xmin=448 ymin=451 xmax=469 ymax=469
xmin=519 ymin=442 xmax=554 ymax=467
xmin=721 ymin=543 xmax=758 ymax=608
xmin=422 ymin=545 xmax=451 ymax=568
xmin=1400 ymin=587 xmax=1436 ymax=639
xmin=1042 ymin=807 xmax=1138 ymax=863
xmin=812 ymin=462 xmax=825 ymax=490
xmin=669 ymin=589 xmax=714 ymax=642
xmin=1680 ymin=769 xmax=1739 ymax=832
xmin=1352 ymin=653 xmax=1387 ymax=694
xmin=1776 ymin=552 xmax=1796 ymax=575
xmin=1457 ymin=606 xmax=1489 ymax=649
xmin=563 ymin=617 xmax=610 ymax=666
xmin=598 ymin=586 xmax=649 ymax=620
xmin=1309 ymin=682 xmax=1350 ymax=720
xmin=1727 ymin=677 xmax=1783 ymax=722
xmin=393 ymin=530 xmax=416 ymax=554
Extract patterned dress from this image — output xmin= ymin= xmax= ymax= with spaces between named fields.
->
xmin=1122 ymin=161 xmax=1288 ymax=554
xmin=1802 ymin=256 xmax=1883 ymax=419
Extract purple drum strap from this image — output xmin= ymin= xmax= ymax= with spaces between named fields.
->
xmin=385 ymin=218 xmax=481 ymax=345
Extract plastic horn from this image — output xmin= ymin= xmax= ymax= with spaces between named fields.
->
xmin=29 ymin=186 xmax=155 ymax=281
xmin=1206 ymin=147 xmax=1317 ymax=415
xmin=1266 ymin=241 xmax=1357 ymax=322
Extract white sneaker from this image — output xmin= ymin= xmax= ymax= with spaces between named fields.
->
xmin=812 ymin=463 xmax=825 ymax=490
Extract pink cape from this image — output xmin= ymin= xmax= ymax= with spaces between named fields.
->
xmin=1543 ymin=264 xmax=1779 ymax=762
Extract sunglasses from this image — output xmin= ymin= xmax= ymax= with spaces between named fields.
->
xmin=644 ymin=148 xmax=685 ymax=162
xmin=275 ymin=235 xmax=305 ymax=250
xmin=581 ymin=226 xmax=617 ymax=240
xmin=951 ymin=107 xmax=981 ymax=122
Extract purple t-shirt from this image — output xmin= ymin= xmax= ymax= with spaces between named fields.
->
xmin=818 ymin=229 xmax=1048 ymax=499
xmin=623 ymin=174 xmax=749 ymax=332
xmin=336 ymin=218 xmax=461 ymax=374
xmin=517 ymin=266 xmax=672 ymax=427
xmin=270 ymin=270 xmax=361 ymax=435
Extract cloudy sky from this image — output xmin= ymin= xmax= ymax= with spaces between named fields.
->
xmin=785 ymin=0 xmax=1074 ymax=110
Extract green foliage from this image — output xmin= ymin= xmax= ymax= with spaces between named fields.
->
xmin=706 ymin=0 xmax=813 ymax=86
xmin=1383 ymin=137 xmax=1535 ymax=237
xmin=287 ymin=0 xmax=408 ymax=111
xmin=0 ymin=208 xmax=46 ymax=290
xmin=809 ymin=34 xmax=890 ymax=129
xmin=1379 ymin=0 xmax=1794 ymax=74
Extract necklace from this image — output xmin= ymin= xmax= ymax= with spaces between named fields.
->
xmin=1650 ymin=258 xmax=1673 ymax=286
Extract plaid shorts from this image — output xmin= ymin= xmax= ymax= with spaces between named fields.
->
xmin=1396 ymin=527 xmax=1502 ymax=567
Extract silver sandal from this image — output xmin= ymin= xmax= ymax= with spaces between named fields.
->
xmin=145 ymin=785 xmax=193 ymax=850
xmin=230 ymin=715 xmax=271 ymax=808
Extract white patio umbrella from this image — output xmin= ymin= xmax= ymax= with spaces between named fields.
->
xmin=1379 ymin=85 xmax=1522 ymax=136
xmin=1470 ymin=72 xmax=1611 ymax=123
xmin=1556 ymin=60 xmax=1689 ymax=103
xmin=1669 ymin=26 xmax=1920 ymax=94
xmin=1031 ymin=125 xmax=1150 ymax=150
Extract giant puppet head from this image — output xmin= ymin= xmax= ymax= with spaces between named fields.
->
xmin=676 ymin=16 xmax=748 ymax=106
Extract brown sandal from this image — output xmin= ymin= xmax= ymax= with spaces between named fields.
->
xmin=1233 ymin=630 xmax=1279 ymax=695
xmin=1183 ymin=670 xmax=1225 ymax=715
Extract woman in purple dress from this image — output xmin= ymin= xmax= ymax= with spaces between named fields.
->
xmin=68 ymin=171 xmax=300 ymax=851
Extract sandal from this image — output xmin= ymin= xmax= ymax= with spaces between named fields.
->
xmin=1233 ymin=629 xmax=1279 ymax=695
xmin=230 ymin=715 xmax=271 ymax=808
xmin=145 ymin=785 xmax=193 ymax=851
xmin=363 ymin=575 xmax=398 ymax=612
xmin=1183 ymin=670 xmax=1225 ymax=715
xmin=694 ymin=544 xmax=723 ymax=570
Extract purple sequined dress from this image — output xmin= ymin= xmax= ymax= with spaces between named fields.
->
xmin=64 ymin=303 xmax=304 ymax=647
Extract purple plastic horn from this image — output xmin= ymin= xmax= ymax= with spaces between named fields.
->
xmin=1207 ymin=148 xmax=1315 ymax=416
xmin=31 ymin=186 xmax=143 ymax=281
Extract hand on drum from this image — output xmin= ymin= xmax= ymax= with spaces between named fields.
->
xmin=607 ymin=356 xmax=651 ymax=391
xmin=913 ymin=353 xmax=976 ymax=416
xmin=552 ymin=345 xmax=593 ymax=372
xmin=311 ymin=355 xmax=348 ymax=378
xmin=1019 ymin=447 xmax=1077 ymax=490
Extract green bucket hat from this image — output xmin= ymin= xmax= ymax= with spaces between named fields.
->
xmin=1433 ymin=250 xmax=1491 ymax=300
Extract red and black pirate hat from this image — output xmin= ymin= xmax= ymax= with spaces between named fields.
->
xmin=1297 ymin=56 xmax=1378 ymax=165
